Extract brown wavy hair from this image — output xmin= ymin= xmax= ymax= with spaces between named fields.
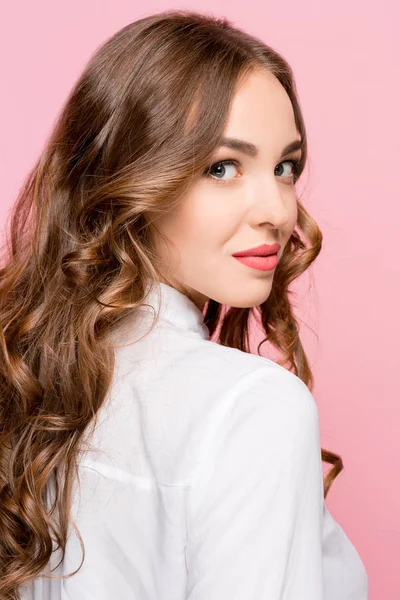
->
xmin=0 ymin=9 xmax=343 ymax=598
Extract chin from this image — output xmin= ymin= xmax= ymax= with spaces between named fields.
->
xmin=233 ymin=299 xmax=269 ymax=309
xmin=224 ymin=289 xmax=272 ymax=309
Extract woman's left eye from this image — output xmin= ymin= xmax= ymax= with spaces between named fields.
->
xmin=203 ymin=158 xmax=301 ymax=185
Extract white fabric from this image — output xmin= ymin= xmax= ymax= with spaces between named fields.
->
xmin=20 ymin=280 xmax=368 ymax=599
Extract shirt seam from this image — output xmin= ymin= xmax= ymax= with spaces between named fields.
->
xmin=183 ymin=366 xmax=273 ymax=547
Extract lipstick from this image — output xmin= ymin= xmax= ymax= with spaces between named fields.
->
xmin=232 ymin=243 xmax=281 ymax=272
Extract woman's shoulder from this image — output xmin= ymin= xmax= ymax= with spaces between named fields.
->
xmin=91 ymin=330 xmax=318 ymax=487
xmin=112 ymin=314 xmax=310 ymax=402
xmin=177 ymin=340 xmax=320 ymax=468
xmin=184 ymin=336 xmax=314 ymax=408
xmin=194 ymin=342 xmax=319 ymax=441
xmin=115 ymin=324 xmax=316 ymax=421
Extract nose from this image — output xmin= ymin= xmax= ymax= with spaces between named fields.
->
xmin=248 ymin=176 xmax=292 ymax=230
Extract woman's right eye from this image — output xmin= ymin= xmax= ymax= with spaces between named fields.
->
xmin=202 ymin=160 xmax=241 ymax=185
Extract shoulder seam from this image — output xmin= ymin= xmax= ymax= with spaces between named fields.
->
xmin=188 ymin=366 xmax=275 ymax=489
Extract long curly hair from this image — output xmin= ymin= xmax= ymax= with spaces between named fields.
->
xmin=0 ymin=9 xmax=343 ymax=598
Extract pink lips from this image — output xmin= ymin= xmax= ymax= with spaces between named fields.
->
xmin=232 ymin=243 xmax=281 ymax=272
xmin=232 ymin=242 xmax=281 ymax=257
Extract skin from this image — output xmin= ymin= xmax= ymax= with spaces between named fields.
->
xmin=153 ymin=67 xmax=302 ymax=312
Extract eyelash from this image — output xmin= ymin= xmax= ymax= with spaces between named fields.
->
xmin=202 ymin=157 xmax=302 ymax=185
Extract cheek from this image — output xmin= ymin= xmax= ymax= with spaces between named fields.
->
xmin=154 ymin=195 xmax=213 ymax=251
xmin=176 ymin=191 xmax=233 ymax=246
xmin=281 ymin=187 xmax=298 ymax=234
xmin=156 ymin=186 xmax=298 ymax=252
xmin=290 ymin=195 xmax=298 ymax=230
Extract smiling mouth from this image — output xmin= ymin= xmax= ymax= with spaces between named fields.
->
xmin=232 ymin=242 xmax=281 ymax=258
xmin=233 ymin=253 xmax=278 ymax=272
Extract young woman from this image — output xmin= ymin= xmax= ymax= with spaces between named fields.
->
xmin=0 ymin=9 xmax=368 ymax=600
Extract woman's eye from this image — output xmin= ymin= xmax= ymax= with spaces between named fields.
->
xmin=274 ymin=160 xmax=298 ymax=178
xmin=203 ymin=158 xmax=300 ymax=185
xmin=203 ymin=160 xmax=240 ymax=184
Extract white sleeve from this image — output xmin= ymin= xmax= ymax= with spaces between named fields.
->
xmin=184 ymin=366 xmax=325 ymax=600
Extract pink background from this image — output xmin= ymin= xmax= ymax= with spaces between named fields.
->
xmin=1 ymin=2 xmax=399 ymax=598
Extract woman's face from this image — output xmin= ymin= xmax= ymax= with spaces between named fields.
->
xmin=153 ymin=68 xmax=301 ymax=311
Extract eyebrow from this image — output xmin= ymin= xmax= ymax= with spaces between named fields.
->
xmin=218 ymin=137 xmax=303 ymax=158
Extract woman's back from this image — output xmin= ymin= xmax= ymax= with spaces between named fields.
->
xmin=20 ymin=282 xmax=368 ymax=599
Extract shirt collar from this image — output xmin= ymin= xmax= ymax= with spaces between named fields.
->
xmin=143 ymin=280 xmax=210 ymax=340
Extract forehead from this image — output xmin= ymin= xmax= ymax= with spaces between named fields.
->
xmin=224 ymin=68 xmax=298 ymax=146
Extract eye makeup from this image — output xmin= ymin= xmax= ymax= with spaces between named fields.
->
xmin=202 ymin=155 xmax=302 ymax=185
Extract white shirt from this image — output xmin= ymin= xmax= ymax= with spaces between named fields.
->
xmin=20 ymin=281 xmax=368 ymax=599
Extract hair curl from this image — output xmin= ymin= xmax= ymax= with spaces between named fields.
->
xmin=0 ymin=9 xmax=342 ymax=598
